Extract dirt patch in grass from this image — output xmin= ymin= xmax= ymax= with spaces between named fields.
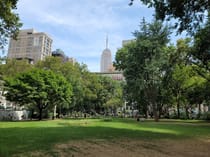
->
xmin=15 ymin=138 xmax=210 ymax=157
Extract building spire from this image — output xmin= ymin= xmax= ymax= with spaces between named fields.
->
xmin=106 ymin=34 xmax=108 ymax=49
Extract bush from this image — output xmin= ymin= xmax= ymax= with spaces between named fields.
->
xmin=169 ymin=113 xmax=177 ymax=119
xmin=180 ymin=112 xmax=188 ymax=120
xmin=200 ymin=112 xmax=210 ymax=120
xmin=169 ymin=112 xmax=189 ymax=119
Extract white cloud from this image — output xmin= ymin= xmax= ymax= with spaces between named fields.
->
xmin=16 ymin=0 xmax=154 ymax=72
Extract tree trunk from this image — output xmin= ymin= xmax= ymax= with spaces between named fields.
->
xmin=153 ymin=103 xmax=159 ymax=122
xmin=30 ymin=109 xmax=34 ymax=120
xmin=198 ymin=104 xmax=201 ymax=118
xmin=53 ymin=105 xmax=57 ymax=120
xmin=177 ymin=103 xmax=180 ymax=119
xmin=142 ymin=105 xmax=148 ymax=118
xmin=176 ymin=93 xmax=180 ymax=119
xmin=185 ymin=105 xmax=189 ymax=119
xmin=39 ymin=107 xmax=43 ymax=120
xmin=146 ymin=85 xmax=158 ymax=122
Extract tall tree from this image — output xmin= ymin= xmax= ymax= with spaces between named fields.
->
xmin=0 ymin=0 xmax=22 ymax=49
xmin=167 ymin=38 xmax=192 ymax=118
xmin=115 ymin=19 xmax=171 ymax=121
xmin=185 ymin=73 xmax=206 ymax=119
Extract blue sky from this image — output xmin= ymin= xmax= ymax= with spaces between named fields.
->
xmin=15 ymin=0 xmax=181 ymax=72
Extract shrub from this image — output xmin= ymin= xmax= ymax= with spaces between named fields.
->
xmin=200 ymin=112 xmax=210 ymax=120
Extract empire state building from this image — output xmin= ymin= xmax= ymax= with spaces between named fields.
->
xmin=100 ymin=36 xmax=112 ymax=72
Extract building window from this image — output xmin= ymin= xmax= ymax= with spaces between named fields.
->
xmin=33 ymin=37 xmax=39 ymax=46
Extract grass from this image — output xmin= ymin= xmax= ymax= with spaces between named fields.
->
xmin=0 ymin=118 xmax=210 ymax=157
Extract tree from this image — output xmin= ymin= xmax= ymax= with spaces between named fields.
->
xmin=130 ymin=0 xmax=209 ymax=33
xmin=4 ymin=68 xmax=73 ymax=120
xmin=0 ymin=59 xmax=33 ymax=103
xmin=192 ymin=16 xmax=210 ymax=78
xmin=0 ymin=59 xmax=32 ymax=77
xmin=164 ymin=38 xmax=208 ymax=119
xmin=166 ymin=38 xmax=192 ymax=118
xmin=36 ymin=56 xmax=85 ymax=115
xmin=185 ymin=74 xmax=206 ymax=119
xmin=114 ymin=19 xmax=171 ymax=121
xmin=81 ymin=72 xmax=102 ymax=113
xmin=0 ymin=0 xmax=22 ymax=49
xmin=101 ymin=77 xmax=123 ymax=115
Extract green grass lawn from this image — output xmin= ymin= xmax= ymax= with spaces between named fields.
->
xmin=0 ymin=118 xmax=210 ymax=157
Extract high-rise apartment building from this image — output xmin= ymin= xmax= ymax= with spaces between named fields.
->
xmin=7 ymin=29 xmax=53 ymax=63
xmin=100 ymin=36 xmax=112 ymax=72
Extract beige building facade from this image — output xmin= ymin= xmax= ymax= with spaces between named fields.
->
xmin=7 ymin=29 xmax=53 ymax=63
xmin=95 ymin=71 xmax=124 ymax=81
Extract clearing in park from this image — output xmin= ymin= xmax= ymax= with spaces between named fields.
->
xmin=0 ymin=118 xmax=210 ymax=157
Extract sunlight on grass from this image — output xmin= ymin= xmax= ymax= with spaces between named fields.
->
xmin=0 ymin=118 xmax=199 ymax=136
xmin=93 ymin=119 xmax=180 ymax=135
xmin=138 ymin=127 xmax=180 ymax=134
xmin=0 ymin=118 xmax=210 ymax=157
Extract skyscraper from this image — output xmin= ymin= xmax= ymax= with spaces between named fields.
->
xmin=100 ymin=36 xmax=112 ymax=72
xmin=7 ymin=29 xmax=53 ymax=63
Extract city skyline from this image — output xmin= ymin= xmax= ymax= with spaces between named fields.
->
xmin=10 ymin=0 xmax=183 ymax=72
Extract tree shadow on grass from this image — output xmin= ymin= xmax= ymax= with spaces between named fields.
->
xmin=0 ymin=120 xmax=209 ymax=157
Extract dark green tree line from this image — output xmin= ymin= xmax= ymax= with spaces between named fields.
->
xmin=0 ymin=57 xmax=124 ymax=119
xmin=4 ymin=68 xmax=73 ymax=120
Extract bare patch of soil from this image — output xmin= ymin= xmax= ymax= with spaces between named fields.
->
xmin=16 ymin=138 xmax=210 ymax=157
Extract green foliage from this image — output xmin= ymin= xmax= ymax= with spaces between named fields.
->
xmin=0 ymin=0 xmax=22 ymax=49
xmin=200 ymin=111 xmax=210 ymax=120
xmin=0 ymin=56 xmax=124 ymax=117
xmin=130 ymin=0 xmax=209 ymax=33
xmin=192 ymin=16 xmax=210 ymax=75
xmin=35 ymin=57 xmax=124 ymax=114
xmin=99 ymin=76 xmax=122 ymax=105
xmin=166 ymin=38 xmax=208 ymax=119
xmin=36 ymin=56 xmax=84 ymax=112
xmin=115 ymin=19 xmax=171 ymax=121
xmin=4 ymin=68 xmax=73 ymax=120
xmin=0 ymin=59 xmax=32 ymax=77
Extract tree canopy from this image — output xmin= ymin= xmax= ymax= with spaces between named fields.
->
xmin=130 ymin=0 xmax=209 ymax=33
xmin=0 ymin=0 xmax=22 ymax=49
xmin=4 ymin=68 xmax=73 ymax=120
xmin=114 ymin=19 xmax=171 ymax=121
